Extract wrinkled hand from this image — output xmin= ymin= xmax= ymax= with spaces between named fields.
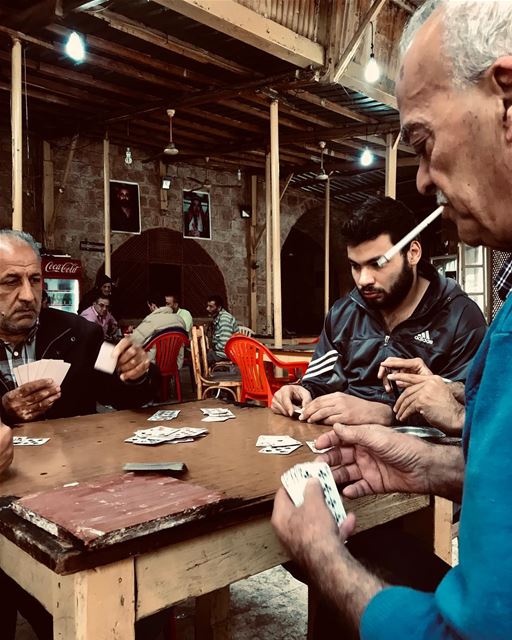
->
xmin=300 ymin=391 xmax=393 ymax=426
xmin=271 ymin=384 xmax=312 ymax=417
xmin=390 ymin=373 xmax=465 ymax=434
xmin=378 ymin=357 xmax=433 ymax=393
xmin=113 ymin=338 xmax=151 ymax=382
xmin=0 ymin=424 xmax=13 ymax=474
xmin=272 ymin=479 xmax=356 ymax=567
xmin=2 ymin=379 xmax=61 ymax=423
xmin=316 ymin=423 xmax=433 ymax=498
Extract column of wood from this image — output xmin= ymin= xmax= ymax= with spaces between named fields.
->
xmin=270 ymin=100 xmax=282 ymax=348
xmin=11 ymin=38 xmax=22 ymax=231
xmin=385 ymin=132 xmax=398 ymax=199
xmin=324 ymin=177 xmax=330 ymax=318
xmin=265 ymin=152 xmax=272 ymax=335
xmin=103 ymin=135 xmax=111 ymax=277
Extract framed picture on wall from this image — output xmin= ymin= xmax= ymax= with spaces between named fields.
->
xmin=110 ymin=180 xmax=141 ymax=234
xmin=183 ymin=190 xmax=211 ymax=240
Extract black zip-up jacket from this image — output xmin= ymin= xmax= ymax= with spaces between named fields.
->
xmin=301 ymin=263 xmax=487 ymax=407
xmin=0 ymin=308 xmax=159 ymax=423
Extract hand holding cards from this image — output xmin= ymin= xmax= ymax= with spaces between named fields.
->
xmin=281 ymin=462 xmax=346 ymax=525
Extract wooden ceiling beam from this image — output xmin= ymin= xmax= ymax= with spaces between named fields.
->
xmin=186 ymin=107 xmax=262 ymax=135
xmin=341 ymin=62 xmax=398 ymax=109
xmin=286 ymin=88 xmax=378 ymax=124
xmin=3 ymin=0 xmax=60 ymax=32
xmin=86 ymin=8 xmax=250 ymax=76
xmin=47 ymin=24 xmax=219 ymax=89
xmin=153 ymin=0 xmax=325 ymax=68
xmin=0 ymin=80 xmax=99 ymax=113
xmin=248 ymin=93 xmax=335 ymax=129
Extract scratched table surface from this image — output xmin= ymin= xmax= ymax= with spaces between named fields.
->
xmin=0 ymin=400 xmax=428 ymax=575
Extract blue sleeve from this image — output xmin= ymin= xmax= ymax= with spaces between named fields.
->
xmin=361 ymin=300 xmax=512 ymax=640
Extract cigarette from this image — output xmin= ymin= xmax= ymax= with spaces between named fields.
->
xmin=376 ymin=205 xmax=444 ymax=268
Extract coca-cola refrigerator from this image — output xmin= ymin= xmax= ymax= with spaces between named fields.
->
xmin=42 ymin=257 xmax=82 ymax=314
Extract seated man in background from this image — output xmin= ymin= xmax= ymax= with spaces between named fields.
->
xmin=131 ymin=293 xmax=187 ymax=364
xmin=206 ymin=294 xmax=238 ymax=365
xmin=165 ymin=293 xmax=193 ymax=336
xmin=78 ymin=274 xmax=116 ymax=314
xmin=0 ymin=229 xmax=158 ymax=425
xmin=272 ymin=196 xmax=487 ymax=426
xmin=80 ymin=293 xmax=119 ymax=341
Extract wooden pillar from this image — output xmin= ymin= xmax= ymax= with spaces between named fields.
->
xmin=249 ymin=175 xmax=258 ymax=331
xmin=265 ymin=153 xmax=272 ymax=336
xmin=270 ymin=100 xmax=282 ymax=348
xmin=324 ymin=178 xmax=330 ymax=318
xmin=385 ymin=133 xmax=398 ymax=199
xmin=103 ymin=135 xmax=111 ymax=277
xmin=11 ymin=38 xmax=22 ymax=231
xmin=42 ymin=141 xmax=54 ymax=248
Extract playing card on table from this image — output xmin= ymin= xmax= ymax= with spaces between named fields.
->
xmin=201 ymin=415 xmax=235 ymax=422
xmin=281 ymin=462 xmax=346 ymax=525
xmin=147 ymin=409 xmax=180 ymax=421
xmin=259 ymin=444 xmax=302 ymax=455
xmin=94 ymin=342 xmax=118 ymax=375
xmin=134 ymin=426 xmax=179 ymax=439
xmin=171 ymin=427 xmax=208 ymax=439
xmin=256 ymin=435 xmax=301 ymax=447
xmin=124 ymin=435 xmax=168 ymax=446
xmin=201 ymin=408 xmax=235 ymax=417
xmin=306 ymin=441 xmax=333 ymax=454
xmin=13 ymin=437 xmax=50 ymax=446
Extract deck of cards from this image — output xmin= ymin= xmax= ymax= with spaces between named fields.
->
xmin=125 ymin=426 xmax=208 ymax=446
xmin=13 ymin=436 xmax=50 ymax=446
xmin=281 ymin=462 xmax=346 ymax=525
xmin=257 ymin=435 xmax=302 ymax=455
xmin=201 ymin=408 xmax=235 ymax=422
xmin=94 ymin=342 xmax=118 ymax=375
xmin=13 ymin=360 xmax=70 ymax=387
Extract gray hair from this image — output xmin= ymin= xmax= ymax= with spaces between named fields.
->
xmin=401 ymin=0 xmax=512 ymax=88
xmin=0 ymin=229 xmax=40 ymax=258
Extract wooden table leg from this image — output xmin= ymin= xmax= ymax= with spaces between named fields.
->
xmin=195 ymin=586 xmax=230 ymax=640
xmin=434 ymin=496 xmax=454 ymax=566
xmin=52 ymin=558 xmax=135 ymax=640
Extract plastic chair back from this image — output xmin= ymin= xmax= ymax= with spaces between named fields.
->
xmin=236 ymin=326 xmax=255 ymax=337
xmin=225 ymin=335 xmax=272 ymax=405
xmin=144 ymin=331 xmax=189 ymax=401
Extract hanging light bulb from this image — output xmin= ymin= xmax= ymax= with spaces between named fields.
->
xmin=124 ymin=146 xmax=133 ymax=165
xmin=64 ymin=31 xmax=86 ymax=63
xmin=360 ymin=147 xmax=374 ymax=167
xmin=237 ymin=167 xmax=242 ymax=182
xmin=364 ymin=22 xmax=380 ymax=83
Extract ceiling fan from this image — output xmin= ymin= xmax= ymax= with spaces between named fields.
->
xmin=186 ymin=157 xmax=242 ymax=191
xmin=141 ymin=108 xmax=179 ymax=163
xmin=163 ymin=109 xmax=179 ymax=156
xmin=313 ymin=141 xmax=333 ymax=181
xmin=295 ymin=141 xmax=335 ymax=189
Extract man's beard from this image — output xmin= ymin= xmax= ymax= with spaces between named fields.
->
xmin=360 ymin=258 xmax=414 ymax=311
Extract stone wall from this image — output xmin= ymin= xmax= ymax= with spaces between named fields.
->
xmin=0 ymin=132 xmax=325 ymax=329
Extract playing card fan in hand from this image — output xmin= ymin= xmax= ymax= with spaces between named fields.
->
xmin=281 ymin=462 xmax=347 ymax=525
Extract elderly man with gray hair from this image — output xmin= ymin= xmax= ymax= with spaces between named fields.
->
xmin=272 ymin=2 xmax=512 ymax=639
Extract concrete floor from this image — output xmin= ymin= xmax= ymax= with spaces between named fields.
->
xmin=16 ymin=565 xmax=308 ymax=640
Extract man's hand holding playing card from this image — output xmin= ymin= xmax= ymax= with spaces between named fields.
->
xmin=0 ymin=422 xmax=13 ymax=474
xmin=113 ymin=337 xmax=151 ymax=382
xmin=272 ymin=423 xmax=465 ymax=633
xmin=2 ymin=379 xmax=61 ymax=423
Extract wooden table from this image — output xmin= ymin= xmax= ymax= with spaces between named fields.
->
xmin=0 ymin=401 xmax=430 ymax=639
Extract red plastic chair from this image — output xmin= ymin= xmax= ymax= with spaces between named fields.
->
xmin=225 ymin=335 xmax=310 ymax=407
xmin=144 ymin=331 xmax=190 ymax=401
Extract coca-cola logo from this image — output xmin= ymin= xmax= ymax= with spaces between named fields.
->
xmin=44 ymin=261 xmax=81 ymax=275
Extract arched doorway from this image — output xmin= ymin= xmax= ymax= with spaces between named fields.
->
xmin=99 ymin=229 xmax=227 ymax=319
xmin=281 ymin=205 xmax=353 ymax=336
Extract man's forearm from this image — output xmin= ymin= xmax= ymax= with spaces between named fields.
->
xmin=427 ymin=444 xmax=464 ymax=502
xmin=307 ymin=539 xmax=386 ymax=633
xmin=361 ymin=399 xmax=395 ymax=426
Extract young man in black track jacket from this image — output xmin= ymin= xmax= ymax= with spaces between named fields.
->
xmin=272 ymin=197 xmax=486 ymax=426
